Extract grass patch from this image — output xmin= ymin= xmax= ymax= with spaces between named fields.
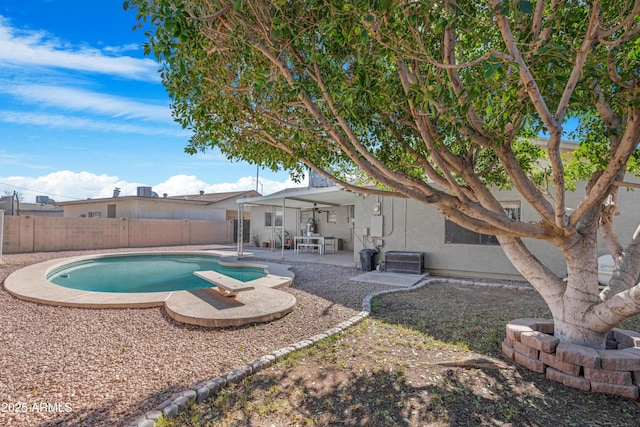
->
xmin=158 ymin=282 xmax=640 ymax=427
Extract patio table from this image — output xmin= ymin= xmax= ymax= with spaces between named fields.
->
xmin=294 ymin=236 xmax=336 ymax=255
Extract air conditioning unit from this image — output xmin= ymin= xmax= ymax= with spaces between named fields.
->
xmin=137 ymin=186 xmax=152 ymax=197
xmin=385 ymin=251 xmax=425 ymax=274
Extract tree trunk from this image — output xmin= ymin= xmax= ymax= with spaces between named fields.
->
xmin=551 ymin=232 xmax=609 ymax=348
xmin=552 ymin=318 xmax=607 ymax=349
xmin=500 ymin=233 xmax=611 ymax=350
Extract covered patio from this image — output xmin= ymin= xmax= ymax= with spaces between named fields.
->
xmin=236 ymin=186 xmax=359 ymax=263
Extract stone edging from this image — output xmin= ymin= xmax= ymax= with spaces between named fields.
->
xmin=503 ymin=318 xmax=640 ymax=399
xmin=128 ymin=277 xmax=531 ymax=426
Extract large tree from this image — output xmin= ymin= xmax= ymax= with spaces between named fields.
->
xmin=125 ymin=0 xmax=640 ymax=349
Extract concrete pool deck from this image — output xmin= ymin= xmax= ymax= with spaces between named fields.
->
xmin=4 ymin=251 xmax=296 ymax=327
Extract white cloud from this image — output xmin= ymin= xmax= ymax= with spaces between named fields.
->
xmin=1 ymin=84 xmax=172 ymax=122
xmin=0 ymin=171 xmax=305 ymax=203
xmin=0 ymin=111 xmax=188 ymax=137
xmin=102 ymin=43 xmax=142 ymax=55
xmin=153 ymin=175 xmax=212 ymax=197
xmin=154 ymin=174 xmax=306 ymax=197
xmin=0 ymin=171 xmax=126 ymax=202
xmin=0 ymin=17 xmax=158 ymax=81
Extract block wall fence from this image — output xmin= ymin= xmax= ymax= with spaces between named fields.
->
xmin=1 ymin=216 xmax=234 ymax=254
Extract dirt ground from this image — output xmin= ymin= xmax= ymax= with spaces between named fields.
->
xmin=165 ymin=281 xmax=640 ymax=427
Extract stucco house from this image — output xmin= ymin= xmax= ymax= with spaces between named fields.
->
xmin=240 ymin=177 xmax=640 ymax=282
xmin=56 ymin=188 xmax=260 ymax=221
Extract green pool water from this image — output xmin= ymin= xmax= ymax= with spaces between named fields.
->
xmin=47 ymin=254 xmax=265 ymax=293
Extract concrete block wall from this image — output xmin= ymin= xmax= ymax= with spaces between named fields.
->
xmin=127 ymin=219 xmax=186 ymax=248
xmin=34 ymin=217 xmax=121 ymax=251
xmin=2 ymin=216 xmax=234 ymax=254
xmin=189 ymin=220 xmax=234 ymax=244
xmin=503 ymin=318 xmax=640 ymax=399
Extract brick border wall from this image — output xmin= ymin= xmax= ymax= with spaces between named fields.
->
xmin=503 ymin=318 xmax=640 ymax=399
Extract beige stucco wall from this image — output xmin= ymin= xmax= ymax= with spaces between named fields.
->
xmin=354 ymin=196 xmax=541 ymax=280
xmin=1 ymin=216 xmax=234 ymax=254
xmin=353 ymin=183 xmax=640 ymax=281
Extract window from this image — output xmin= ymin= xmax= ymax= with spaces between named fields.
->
xmin=88 ymin=212 xmax=101 ymax=218
xmin=265 ymin=211 xmax=283 ymax=227
xmin=445 ymin=202 xmax=521 ymax=246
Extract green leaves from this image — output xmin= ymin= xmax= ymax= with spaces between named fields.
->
xmin=482 ymin=58 xmax=502 ymax=79
xmin=518 ymin=0 xmax=533 ymax=14
xmin=124 ymin=0 xmax=639 ymax=209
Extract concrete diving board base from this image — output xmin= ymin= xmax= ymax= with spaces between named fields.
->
xmin=194 ymin=270 xmax=256 ymax=297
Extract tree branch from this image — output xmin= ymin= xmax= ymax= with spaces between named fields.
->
xmin=497 ymin=235 xmax=567 ymax=301
xmin=597 ymin=0 xmax=640 ymax=41
xmin=396 ymin=58 xmax=473 ymax=200
xmin=491 ymin=0 xmax=568 ymax=227
xmin=495 ymin=144 xmax=557 ymax=225
xmin=555 ymin=3 xmax=600 ymax=122
xmin=590 ymin=268 xmax=640 ymax=330
xmin=442 ymin=10 xmax=491 ymax=140
xmin=571 ymin=111 xmax=640 ymax=226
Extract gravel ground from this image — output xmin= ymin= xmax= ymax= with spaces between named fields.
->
xmin=0 ymin=246 xmax=394 ymax=427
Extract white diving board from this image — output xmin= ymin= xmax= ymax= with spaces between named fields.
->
xmin=193 ymin=271 xmax=255 ymax=297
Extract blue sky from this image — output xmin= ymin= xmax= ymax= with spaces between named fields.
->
xmin=0 ymin=1 xmax=299 ymax=203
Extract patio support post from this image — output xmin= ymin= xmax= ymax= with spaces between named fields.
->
xmin=271 ymin=206 xmax=275 ymax=252
xmin=237 ymin=203 xmax=244 ymax=257
xmin=281 ymin=198 xmax=286 ymax=259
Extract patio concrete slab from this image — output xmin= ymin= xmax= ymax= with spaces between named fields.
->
xmin=216 ymin=247 xmax=357 ymax=268
xmin=350 ymin=271 xmax=429 ymax=287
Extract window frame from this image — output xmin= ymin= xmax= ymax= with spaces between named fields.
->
xmin=265 ymin=211 xmax=283 ymax=227
xmin=444 ymin=201 xmax=521 ymax=246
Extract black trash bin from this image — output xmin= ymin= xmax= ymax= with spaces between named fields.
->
xmin=359 ymin=248 xmax=377 ymax=271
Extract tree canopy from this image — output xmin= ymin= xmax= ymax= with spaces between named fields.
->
xmin=125 ymin=0 xmax=640 ymax=348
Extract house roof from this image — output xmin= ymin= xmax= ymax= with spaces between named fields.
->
xmin=167 ymin=190 xmax=260 ymax=202
xmin=55 ymin=190 xmax=261 ymax=206
xmin=55 ymin=195 xmax=209 ymax=206
xmin=237 ymin=186 xmax=360 ymax=209
xmin=19 ymin=203 xmax=63 ymax=212
xmin=2 ymin=202 xmax=63 ymax=214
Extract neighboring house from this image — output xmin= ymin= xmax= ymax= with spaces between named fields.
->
xmin=0 ymin=196 xmax=63 ymax=217
xmin=56 ymin=187 xmax=260 ymax=221
xmin=240 ymin=173 xmax=640 ymax=282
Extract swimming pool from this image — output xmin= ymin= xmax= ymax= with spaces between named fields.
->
xmin=47 ymin=254 xmax=266 ymax=293
xmin=5 ymin=250 xmax=296 ymax=327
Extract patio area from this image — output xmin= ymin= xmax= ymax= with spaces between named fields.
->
xmin=216 ymin=246 xmax=428 ymax=288
xmin=218 ymin=246 xmax=357 ymax=268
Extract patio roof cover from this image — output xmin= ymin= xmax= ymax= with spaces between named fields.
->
xmin=236 ymin=185 xmax=359 ymax=209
